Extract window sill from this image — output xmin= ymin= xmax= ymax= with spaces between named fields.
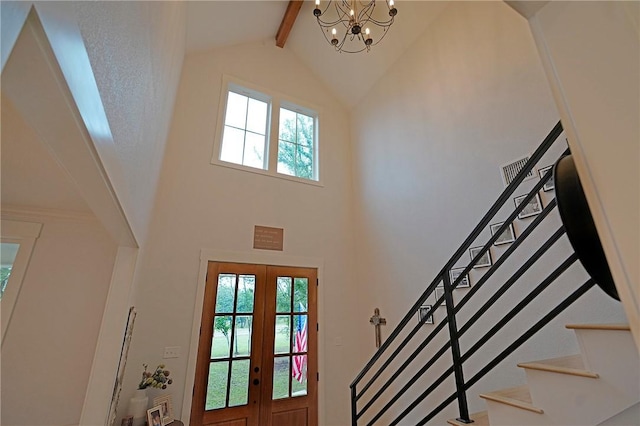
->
xmin=211 ymin=159 xmax=324 ymax=188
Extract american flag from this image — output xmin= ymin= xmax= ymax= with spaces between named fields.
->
xmin=292 ymin=303 xmax=307 ymax=383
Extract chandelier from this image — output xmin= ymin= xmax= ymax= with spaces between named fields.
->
xmin=313 ymin=0 xmax=398 ymax=53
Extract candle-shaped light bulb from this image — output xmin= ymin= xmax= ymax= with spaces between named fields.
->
xmin=350 ymin=9 xmax=354 ymax=16
xmin=315 ymin=0 xmax=319 ymax=5
xmin=389 ymin=0 xmax=394 ymax=7
xmin=365 ymin=28 xmax=370 ymax=36
xmin=332 ymin=28 xmax=337 ymax=36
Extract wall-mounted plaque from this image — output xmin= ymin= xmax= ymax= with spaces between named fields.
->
xmin=253 ymin=226 xmax=284 ymax=251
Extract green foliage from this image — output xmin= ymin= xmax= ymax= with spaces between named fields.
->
xmin=0 ymin=267 xmax=12 ymax=299
xmin=278 ymin=110 xmax=314 ymax=179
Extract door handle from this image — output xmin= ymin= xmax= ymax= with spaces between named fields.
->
xmin=253 ymin=378 xmax=260 ymax=385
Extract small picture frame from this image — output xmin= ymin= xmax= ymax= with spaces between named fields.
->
xmin=469 ymin=246 xmax=492 ymax=268
xmin=538 ymin=165 xmax=554 ymax=192
xmin=147 ymin=406 xmax=163 ymax=426
xmin=514 ymin=193 xmax=543 ymax=219
xmin=490 ymin=222 xmax=516 ymax=246
xmin=153 ymin=395 xmax=174 ymax=425
xmin=418 ymin=305 xmax=434 ymax=324
xmin=120 ymin=416 xmax=133 ymax=426
xmin=449 ymin=268 xmax=470 ymax=288
xmin=435 ymin=286 xmax=445 ymax=303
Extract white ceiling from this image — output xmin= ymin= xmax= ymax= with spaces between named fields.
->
xmin=186 ymin=1 xmax=450 ymax=108
xmin=0 ymin=1 xmax=448 ymax=220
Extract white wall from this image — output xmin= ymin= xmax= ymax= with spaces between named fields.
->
xmin=0 ymin=212 xmax=118 ymax=425
xmin=350 ymin=2 xmax=628 ymax=424
xmin=1 ymin=1 xmax=186 ymax=245
xmin=71 ymin=1 xmax=186 ymax=245
xmin=119 ymin=40 xmax=362 ymax=426
xmin=528 ymin=0 xmax=640 ymax=349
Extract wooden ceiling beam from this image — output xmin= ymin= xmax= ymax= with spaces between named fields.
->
xmin=276 ymin=0 xmax=303 ymax=48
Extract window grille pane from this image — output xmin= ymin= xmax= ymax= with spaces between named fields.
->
xmin=297 ymin=114 xmax=314 ymax=148
xmin=0 ymin=243 xmax=19 ymax=299
xmin=246 ymin=98 xmax=267 ymax=134
xmin=278 ymin=107 xmax=315 ymax=180
xmin=220 ymin=126 xmax=245 ymax=164
xmin=277 ymin=141 xmax=296 ymax=176
xmin=225 ymin=92 xmax=248 ymax=129
xmin=243 ymin=132 xmax=265 ymax=168
xmin=279 ymin=109 xmax=297 ymax=142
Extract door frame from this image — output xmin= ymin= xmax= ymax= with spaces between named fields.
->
xmin=183 ymin=249 xmax=325 ymax=425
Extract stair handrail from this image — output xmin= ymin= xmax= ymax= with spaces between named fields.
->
xmin=348 ymin=121 xmax=595 ymax=425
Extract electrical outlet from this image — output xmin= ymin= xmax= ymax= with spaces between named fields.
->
xmin=163 ymin=346 xmax=181 ymax=359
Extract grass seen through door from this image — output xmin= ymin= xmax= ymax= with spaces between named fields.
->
xmin=206 ymin=326 xmax=307 ymax=410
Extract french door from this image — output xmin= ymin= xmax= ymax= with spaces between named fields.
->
xmin=191 ymin=262 xmax=318 ymax=426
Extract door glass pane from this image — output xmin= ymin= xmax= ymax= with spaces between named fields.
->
xmin=236 ymin=275 xmax=255 ymax=313
xmin=293 ymin=314 xmax=307 ymax=354
xmin=206 ymin=361 xmax=229 ymax=410
xmin=292 ymin=354 xmax=308 ymax=397
xmin=293 ymin=278 xmax=308 ymax=312
xmin=233 ymin=316 xmax=252 ymax=357
xmin=229 ymin=360 xmax=250 ymax=407
xmin=1 ymin=242 xmax=19 ymax=299
xmin=276 ymin=277 xmax=292 ymax=313
xmin=211 ymin=316 xmax=232 ymax=359
xmin=273 ymin=356 xmax=290 ymax=400
xmin=215 ymin=274 xmax=236 ymax=313
xmin=275 ymin=315 xmax=290 ymax=354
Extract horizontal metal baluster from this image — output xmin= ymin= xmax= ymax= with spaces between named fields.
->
xmin=464 ymin=278 xmax=597 ymax=390
xmin=460 ymin=253 xmax=578 ymax=363
xmin=350 ymin=122 xmax=563 ymax=391
xmin=455 ymin=199 xmax=558 ymax=315
xmin=458 ymin=226 xmax=566 ymax=337
xmin=363 ymin=341 xmax=451 ymax=423
xmin=356 ymin=316 xmax=449 ymax=418
xmin=387 ymin=366 xmax=455 ymax=426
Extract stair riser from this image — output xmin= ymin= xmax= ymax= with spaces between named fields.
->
xmin=573 ymin=328 xmax=639 ymax=396
xmin=525 ymin=369 xmax=638 ymax=425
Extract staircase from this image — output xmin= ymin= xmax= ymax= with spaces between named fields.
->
xmin=349 ymin=121 xmax=638 ymax=426
xmin=449 ymin=324 xmax=639 ymax=425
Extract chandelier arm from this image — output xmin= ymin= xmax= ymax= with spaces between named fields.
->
xmin=314 ymin=0 xmax=395 ymax=53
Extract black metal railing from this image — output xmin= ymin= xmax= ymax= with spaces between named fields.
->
xmin=349 ymin=121 xmax=599 ymax=425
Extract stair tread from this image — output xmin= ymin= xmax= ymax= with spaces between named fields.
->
xmin=447 ymin=411 xmax=489 ymax=426
xmin=479 ymin=385 xmax=544 ymax=414
xmin=518 ymin=354 xmax=599 ymax=378
xmin=566 ymin=323 xmax=630 ymax=331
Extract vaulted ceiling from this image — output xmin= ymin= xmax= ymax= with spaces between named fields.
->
xmin=186 ymin=1 xmax=450 ymax=108
xmin=1 ymin=1 xmax=451 ymax=220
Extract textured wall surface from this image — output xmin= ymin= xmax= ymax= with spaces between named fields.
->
xmin=73 ymin=1 xmax=186 ymax=244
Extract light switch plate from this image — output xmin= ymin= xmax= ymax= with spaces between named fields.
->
xmin=163 ymin=346 xmax=181 ymax=359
